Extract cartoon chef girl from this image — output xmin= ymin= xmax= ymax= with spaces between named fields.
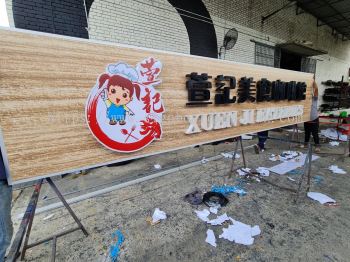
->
xmin=99 ymin=72 xmax=141 ymax=125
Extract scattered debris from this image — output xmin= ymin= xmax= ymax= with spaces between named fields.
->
xmin=209 ymin=206 xmax=219 ymax=214
xmin=219 ymin=220 xmax=261 ymax=246
xmin=151 ymin=208 xmax=167 ymax=224
xmin=329 ymin=141 xmax=340 ymax=146
xmin=201 ymin=157 xmax=209 ymax=164
xmin=154 ymin=164 xmax=162 ymax=170
xmin=237 ymin=168 xmax=251 ymax=176
xmin=329 ymin=165 xmax=346 ymax=174
xmin=269 ymin=151 xmax=302 ymax=162
xmin=43 ymin=214 xmax=55 ymax=221
xmin=205 ymin=229 xmax=217 ymax=247
xmin=221 ymin=152 xmax=240 ymax=159
xmin=110 ymin=230 xmax=124 ymax=262
xmin=307 ymin=192 xmax=336 ymax=204
xmin=195 ymin=209 xmax=210 ymax=222
xmin=269 ymin=154 xmax=319 ymax=175
xmin=287 ymin=177 xmax=296 ymax=182
xmin=211 ymin=185 xmax=247 ymax=196
xmin=208 ymin=213 xmax=231 ymax=226
xmin=184 ymin=189 xmax=203 ymax=205
xmin=256 ymin=167 xmax=270 ymax=177
xmin=203 ymin=192 xmax=229 ymax=207
xmin=320 ymin=128 xmax=347 ymax=141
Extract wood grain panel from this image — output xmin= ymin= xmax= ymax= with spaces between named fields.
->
xmin=0 ymin=29 xmax=313 ymax=184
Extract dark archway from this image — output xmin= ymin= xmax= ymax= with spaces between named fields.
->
xmin=12 ymin=0 xmax=218 ymax=58
xmin=167 ymin=0 xmax=218 ymax=58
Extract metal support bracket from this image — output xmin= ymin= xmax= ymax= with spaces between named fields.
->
xmin=6 ymin=178 xmax=89 ymax=262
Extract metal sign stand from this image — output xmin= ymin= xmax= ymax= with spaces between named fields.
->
xmin=6 ymin=178 xmax=88 ymax=262
xmin=227 ymin=136 xmax=313 ymax=198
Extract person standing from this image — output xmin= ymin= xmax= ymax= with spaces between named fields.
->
xmin=254 ymin=130 xmax=269 ymax=154
xmin=302 ymin=79 xmax=320 ymax=152
xmin=0 ymin=151 xmax=13 ymax=262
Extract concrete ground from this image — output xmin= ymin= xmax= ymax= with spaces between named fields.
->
xmin=10 ymin=129 xmax=350 ymax=262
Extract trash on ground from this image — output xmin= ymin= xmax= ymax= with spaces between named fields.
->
xmin=203 ymin=192 xmax=229 ymax=207
xmin=201 ymin=157 xmax=209 ymax=164
xmin=151 ymin=208 xmax=167 ymax=224
xmin=43 ymin=214 xmax=55 ymax=221
xmin=211 ymin=185 xmax=247 ymax=196
xmin=320 ymin=128 xmax=347 ymax=141
xmin=219 ymin=220 xmax=261 ymax=246
xmin=269 ymin=154 xmax=319 ymax=175
xmin=241 ymin=134 xmax=253 ymax=140
xmin=221 ymin=152 xmax=240 ymax=159
xmin=313 ymin=175 xmax=324 ymax=185
xmin=287 ymin=177 xmax=296 ymax=182
xmin=329 ymin=141 xmax=340 ymax=146
xmin=184 ymin=189 xmax=203 ymax=205
xmin=256 ymin=167 xmax=270 ymax=177
xmin=154 ymin=164 xmax=162 ymax=169
xmin=209 ymin=206 xmax=219 ymax=214
xmin=269 ymin=151 xmax=303 ymax=162
xmin=237 ymin=168 xmax=251 ymax=176
xmin=205 ymin=229 xmax=217 ymax=247
xmin=110 ymin=230 xmax=124 ymax=262
xmin=195 ymin=209 xmax=210 ymax=222
xmin=307 ymin=192 xmax=336 ymax=204
xmin=329 ymin=165 xmax=346 ymax=174
xmin=208 ymin=213 xmax=231 ymax=226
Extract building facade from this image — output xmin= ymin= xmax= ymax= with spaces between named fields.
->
xmin=5 ymin=0 xmax=350 ymax=104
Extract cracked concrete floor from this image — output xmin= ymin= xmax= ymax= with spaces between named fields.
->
xmin=9 ymin=130 xmax=350 ymax=262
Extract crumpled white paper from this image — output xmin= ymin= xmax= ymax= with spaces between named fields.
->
xmin=195 ymin=209 xmax=210 ymax=222
xmin=221 ymin=152 xmax=240 ymax=159
xmin=320 ymin=128 xmax=347 ymax=141
xmin=152 ymin=208 xmax=167 ymax=223
xmin=328 ymin=165 xmax=346 ymax=174
xmin=237 ymin=168 xmax=251 ymax=176
xmin=205 ymin=229 xmax=217 ymax=247
xmin=219 ymin=220 xmax=261 ymax=245
xmin=208 ymin=213 xmax=231 ymax=226
xmin=329 ymin=141 xmax=340 ymax=146
xmin=307 ymin=192 xmax=336 ymax=204
xmin=256 ymin=167 xmax=270 ymax=177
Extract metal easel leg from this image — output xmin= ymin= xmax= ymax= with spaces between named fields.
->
xmin=295 ymin=143 xmax=312 ymax=202
xmin=6 ymin=179 xmax=43 ymax=262
xmin=9 ymin=178 xmax=88 ymax=262
xmin=239 ymin=137 xmax=247 ymax=168
xmin=229 ymin=136 xmax=239 ymax=173
xmin=46 ymin=178 xmax=89 ymax=237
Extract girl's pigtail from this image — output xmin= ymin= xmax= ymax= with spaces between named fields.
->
xmin=133 ymin=83 xmax=141 ymax=100
xmin=99 ymin=74 xmax=110 ymax=89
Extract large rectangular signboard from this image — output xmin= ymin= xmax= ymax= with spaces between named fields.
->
xmin=0 ymin=28 xmax=313 ymax=184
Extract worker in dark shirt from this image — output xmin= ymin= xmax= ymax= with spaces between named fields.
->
xmin=0 ymin=151 xmax=13 ymax=262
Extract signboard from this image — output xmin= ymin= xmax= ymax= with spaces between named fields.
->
xmin=0 ymin=28 xmax=313 ymax=184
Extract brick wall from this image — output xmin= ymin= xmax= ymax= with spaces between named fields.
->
xmin=5 ymin=0 xmax=350 ymax=97
xmin=6 ymin=0 xmax=88 ymax=38
xmin=88 ymin=0 xmax=190 ymax=54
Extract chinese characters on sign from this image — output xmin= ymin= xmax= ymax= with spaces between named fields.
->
xmin=185 ymin=72 xmax=306 ymax=105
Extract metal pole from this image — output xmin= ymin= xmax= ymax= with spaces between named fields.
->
xmin=306 ymin=143 xmax=313 ymax=192
xmin=6 ymin=179 xmax=43 ymax=262
xmin=51 ymin=237 xmax=57 ymax=262
xmin=240 ymin=137 xmax=247 ymax=168
xmin=46 ymin=178 xmax=89 ymax=236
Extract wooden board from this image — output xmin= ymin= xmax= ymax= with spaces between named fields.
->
xmin=0 ymin=28 xmax=313 ymax=184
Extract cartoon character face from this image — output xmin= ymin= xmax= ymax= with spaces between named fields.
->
xmin=108 ymin=85 xmax=132 ymax=106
